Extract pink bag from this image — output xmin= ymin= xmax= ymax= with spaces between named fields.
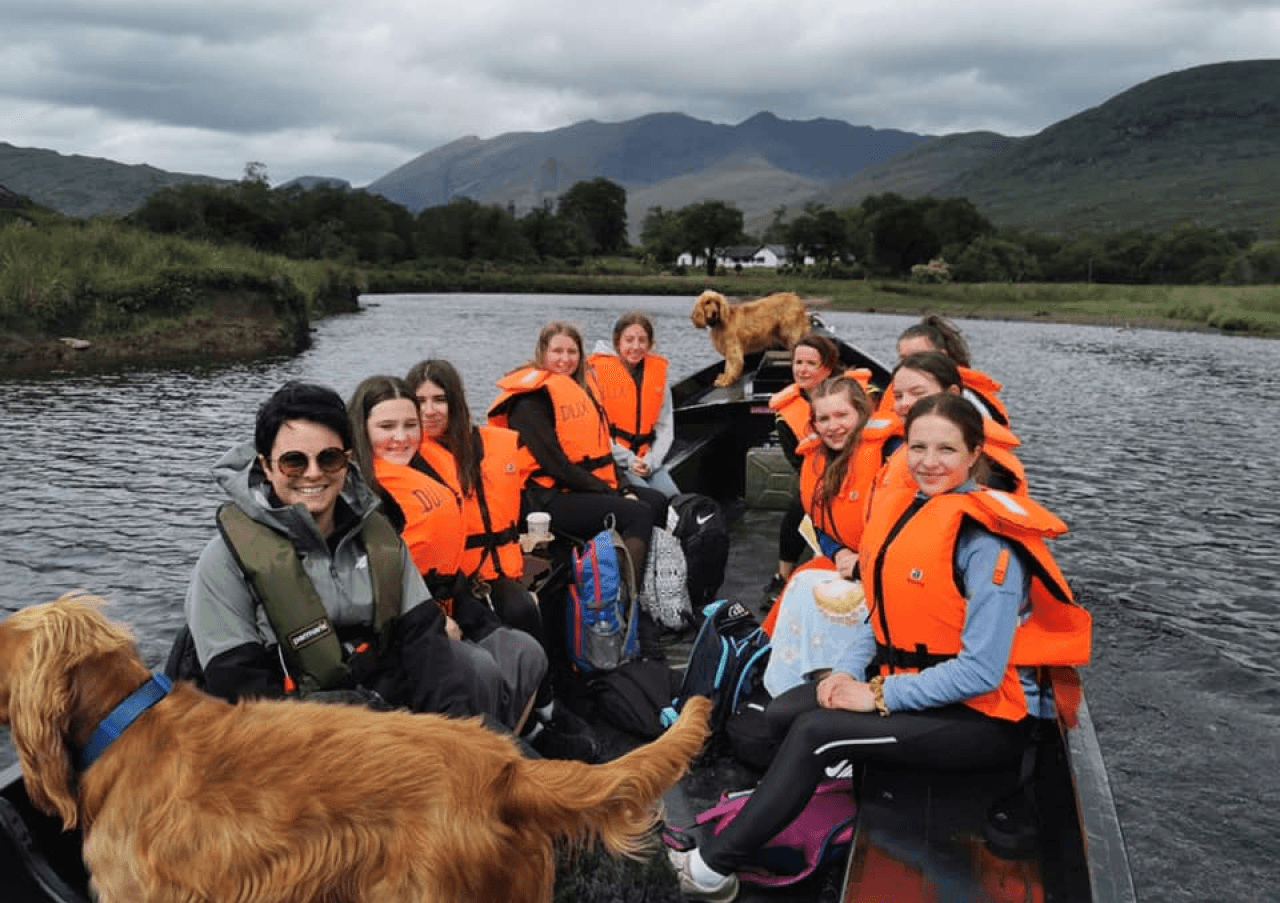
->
xmin=692 ymin=779 xmax=857 ymax=886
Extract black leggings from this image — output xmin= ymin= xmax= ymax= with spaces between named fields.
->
xmin=700 ymin=683 xmax=1027 ymax=875
xmin=778 ymin=490 xmax=806 ymax=564
xmin=537 ymin=486 xmax=666 ymax=544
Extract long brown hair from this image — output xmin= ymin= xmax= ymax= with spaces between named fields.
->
xmin=405 ymin=359 xmax=481 ymax=497
xmin=346 ymin=375 xmax=418 ymax=502
xmin=807 ymin=375 xmax=872 ymax=523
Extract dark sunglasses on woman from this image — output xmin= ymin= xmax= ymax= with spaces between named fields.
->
xmin=270 ymin=447 xmax=351 ymax=477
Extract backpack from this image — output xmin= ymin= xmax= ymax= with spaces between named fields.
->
xmin=641 ymin=522 xmax=693 ymax=630
xmin=661 ymin=599 xmax=770 ymax=738
xmin=567 ymin=523 xmax=640 ymax=673
xmin=669 ymin=493 xmax=730 ymax=610
xmin=671 ymin=779 xmax=856 ymax=887
xmin=588 ymin=658 xmax=683 ymax=739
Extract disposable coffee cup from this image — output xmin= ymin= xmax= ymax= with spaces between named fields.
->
xmin=526 ymin=511 xmax=552 ymax=541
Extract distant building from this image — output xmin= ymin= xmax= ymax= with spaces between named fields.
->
xmin=676 ymin=244 xmax=815 ymax=269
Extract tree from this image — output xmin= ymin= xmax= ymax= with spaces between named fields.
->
xmin=679 ymin=200 xmax=744 ymax=276
xmin=786 ymin=204 xmax=851 ymax=269
xmin=639 ymin=206 xmax=685 ymax=266
xmin=243 ymin=161 xmax=269 ymax=185
xmin=521 ymin=204 xmax=584 ymax=262
xmin=557 ymin=178 xmax=628 ymax=255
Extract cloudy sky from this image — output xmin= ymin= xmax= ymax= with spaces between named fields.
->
xmin=5 ymin=0 xmax=1276 ymax=187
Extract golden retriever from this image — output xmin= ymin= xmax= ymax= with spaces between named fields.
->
xmin=0 ymin=593 xmax=710 ymax=903
xmin=690 ymin=289 xmax=811 ymax=387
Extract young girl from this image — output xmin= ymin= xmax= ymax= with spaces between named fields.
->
xmin=588 ymin=311 xmax=680 ymax=498
xmin=761 ymin=333 xmax=841 ymax=607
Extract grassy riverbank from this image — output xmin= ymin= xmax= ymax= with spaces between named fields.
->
xmin=0 ymin=217 xmax=363 ymax=375
xmin=4 ymin=221 xmax=1277 ymax=378
xmin=370 ymin=264 xmax=1280 ymax=336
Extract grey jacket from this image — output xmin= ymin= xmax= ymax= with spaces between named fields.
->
xmin=185 ymin=442 xmax=448 ymax=703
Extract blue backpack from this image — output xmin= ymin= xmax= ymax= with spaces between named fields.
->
xmin=661 ymin=599 xmax=771 ymax=736
xmin=567 ymin=525 xmax=640 ymax=673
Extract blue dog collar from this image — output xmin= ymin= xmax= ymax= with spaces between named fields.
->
xmin=77 ymin=673 xmax=173 ymax=771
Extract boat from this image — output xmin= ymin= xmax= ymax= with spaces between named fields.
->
xmin=0 ymin=318 xmax=1135 ymax=903
xmin=657 ymin=317 xmax=1136 ymax=903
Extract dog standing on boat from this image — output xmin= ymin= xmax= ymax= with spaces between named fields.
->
xmin=0 ymin=593 xmax=711 ymax=903
xmin=690 ymin=289 xmax=811 ymax=387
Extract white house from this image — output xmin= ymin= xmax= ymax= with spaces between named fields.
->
xmin=675 ymin=244 xmax=814 ymax=269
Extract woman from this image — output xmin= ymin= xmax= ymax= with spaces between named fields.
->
xmin=407 ymin=359 xmax=540 ymax=635
xmin=405 ymin=359 xmax=602 ymax=762
xmin=348 ymin=376 xmax=549 ymax=737
xmin=892 ymin=315 xmax=1010 ymax=425
xmin=883 ymin=351 xmax=1026 ymax=494
xmin=760 ymin=333 xmax=841 ymax=608
xmin=588 ymin=311 xmax=680 ymax=499
xmin=761 ymin=375 xmax=877 ymax=696
xmin=669 ymin=394 xmax=1091 ymax=901
xmin=185 ymin=380 xmax=480 ymax=718
xmin=488 ymin=321 xmax=667 ymax=592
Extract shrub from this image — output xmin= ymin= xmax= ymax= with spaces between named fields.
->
xmin=910 ymin=258 xmax=951 ymax=284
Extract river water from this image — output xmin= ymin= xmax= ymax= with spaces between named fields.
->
xmin=2 ymin=294 xmax=1277 ymax=901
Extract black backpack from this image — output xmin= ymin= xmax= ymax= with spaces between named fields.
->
xmin=669 ymin=493 xmax=730 ymax=610
xmin=661 ymin=599 xmax=771 ymax=740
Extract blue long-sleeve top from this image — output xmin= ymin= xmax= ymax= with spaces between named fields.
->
xmin=832 ymin=483 xmax=1049 ymax=717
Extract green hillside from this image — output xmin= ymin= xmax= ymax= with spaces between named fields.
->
xmin=941 ymin=60 xmax=1280 ymax=236
xmin=0 ymin=143 xmax=230 ymax=218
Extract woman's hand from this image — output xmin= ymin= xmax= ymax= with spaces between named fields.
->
xmin=833 ymin=548 xmax=858 ymax=580
xmin=630 ymin=455 xmax=651 ymax=477
xmin=444 ymin=616 xmax=462 ymax=641
xmin=816 ymin=671 xmax=877 ymax=712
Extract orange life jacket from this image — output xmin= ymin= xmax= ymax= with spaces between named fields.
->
xmin=858 ymin=484 xmax=1091 ymax=721
xmin=372 ymin=456 xmax=464 ymax=611
xmin=798 ymin=435 xmax=881 ymax=551
xmin=419 ymin=427 xmax=532 ymax=581
xmin=588 ymin=352 xmax=668 ymax=457
xmin=957 ymin=366 xmax=1011 ymax=426
xmin=488 ymin=367 xmax=618 ymax=490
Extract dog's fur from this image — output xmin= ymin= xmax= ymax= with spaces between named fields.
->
xmin=690 ymin=289 xmax=811 ymax=387
xmin=0 ymin=594 xmax=711 ymax=903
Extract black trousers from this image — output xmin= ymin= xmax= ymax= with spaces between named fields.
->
xmin=700 ymin=683 xmax=1027 ymax=874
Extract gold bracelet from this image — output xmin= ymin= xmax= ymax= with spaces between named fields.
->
xmin=868 ymin=676 xmax=890 ymax=717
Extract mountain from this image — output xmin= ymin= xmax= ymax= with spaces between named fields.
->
xmin=0 ymin=143 xmax=231 ymax=219
xmin=366 ymin=111 xmax=929 ymax=236
xmin=819 ymin=60 xmax=1280 ymax=237
xmin=4 ymin=59 xmax=1278 ymax=238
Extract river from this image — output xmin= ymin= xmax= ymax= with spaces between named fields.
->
xmin=2 ymin=293 xmax=1277 ymax=901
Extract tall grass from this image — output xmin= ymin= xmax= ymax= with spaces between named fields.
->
xmin=0 ymin=219 xmax=349 ymax=335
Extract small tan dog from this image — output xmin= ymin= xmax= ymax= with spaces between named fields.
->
xmin=690 ymin=289 xmax=810 ymax=387
xmin=0 ymin=593 xmax=711 ymax=903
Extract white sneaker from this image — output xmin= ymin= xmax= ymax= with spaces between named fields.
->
xmin=668 ymin=848 xmax=740 ymax=902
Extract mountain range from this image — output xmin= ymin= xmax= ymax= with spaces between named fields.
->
xmin=2 ymin=60 xmax=1277 ymax=239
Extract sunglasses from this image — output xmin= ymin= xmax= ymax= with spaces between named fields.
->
xmin=270 ymin=447 xmax=350 ymax=477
